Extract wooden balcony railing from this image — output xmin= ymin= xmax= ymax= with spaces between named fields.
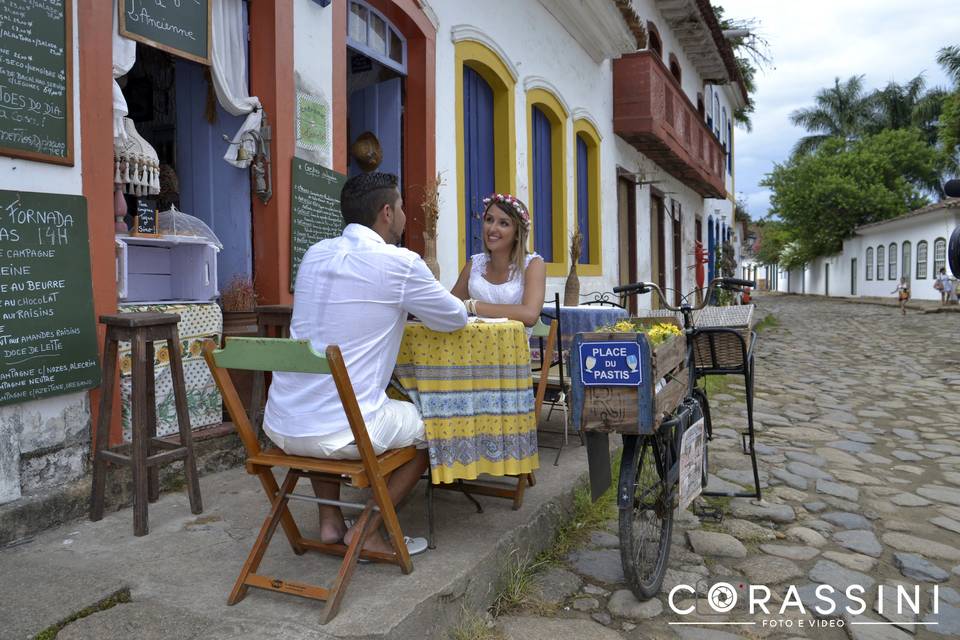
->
xmin=613 ymin=51 xmax=726 ymax=198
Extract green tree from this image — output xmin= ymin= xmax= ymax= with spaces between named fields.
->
xmin=753 ymin=220 xmax=791 ymax=266
xmin=937 ymin=45 xmax=960 ymax=160
xmin=789 ymin=76 xmax=873 ymax=156
xmin=762 ymin=129 xmax=943 ymax=259
xmin=712 ymin=5 xmax=772 ymax=131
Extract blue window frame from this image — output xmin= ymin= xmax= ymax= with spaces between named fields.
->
xmin=463 ymin=66 xmax=495 ymax=258
xmin=347 ymin=0 xmax=406 ymax=74
xmin=576 ymin=134 xmax=590 ymax=264
xmin=707 ymin=215 xmax=715 ymax=283
xmin=531 ymin=105 xmax=553 ymax=261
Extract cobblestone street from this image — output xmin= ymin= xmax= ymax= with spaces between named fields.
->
xmin=497 ymin=295 xmax=960 ymax=639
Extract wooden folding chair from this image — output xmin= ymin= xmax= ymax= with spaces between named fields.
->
xmin=203 ymin=338 xmax=418 ymax=624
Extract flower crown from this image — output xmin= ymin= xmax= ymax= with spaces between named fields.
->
xmin=482 ymin=193 xmax=529 ymax=227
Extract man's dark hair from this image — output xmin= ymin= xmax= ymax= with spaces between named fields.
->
xmin=340 ymin=172 xmax=400 ymax=228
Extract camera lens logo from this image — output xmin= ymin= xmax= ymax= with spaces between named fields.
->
xmin=707 ymin=582 xmax=738 ymax=613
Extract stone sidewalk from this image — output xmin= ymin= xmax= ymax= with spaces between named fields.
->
xmin=0 ymin=419 xmax=592 ymax=640
xmin=489 ymin=295 xmax=960 ymax=639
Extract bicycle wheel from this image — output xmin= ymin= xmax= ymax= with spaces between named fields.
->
xmin=691 ymin=387 xmax=711 ymax=488
xmin=619 ymin=432 xmax=674 ymax=599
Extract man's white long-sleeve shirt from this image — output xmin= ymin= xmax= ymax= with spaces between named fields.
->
xmin=264 ymin=224 xmax=467 ymax=446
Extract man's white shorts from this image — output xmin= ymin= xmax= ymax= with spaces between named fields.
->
xmin=263 ymin=399 xmax=426 ymax=460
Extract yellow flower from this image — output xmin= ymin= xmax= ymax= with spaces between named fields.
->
xmin=120 ymin=353 xmax=132 ymax=375
xmin=157 ymin=346 xmax=169 ymax=365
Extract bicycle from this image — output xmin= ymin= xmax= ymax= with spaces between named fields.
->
xmin=608 ymin=276 xmax=757 ymax=600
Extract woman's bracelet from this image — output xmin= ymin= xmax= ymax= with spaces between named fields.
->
xmin=465 ymin=299 xmax=477 ymax=315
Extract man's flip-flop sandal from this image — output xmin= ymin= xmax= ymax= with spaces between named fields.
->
xmin=357 ymin=536 xmax=428 ymax=563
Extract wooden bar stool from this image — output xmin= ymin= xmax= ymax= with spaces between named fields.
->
xmin=90 ymin=312 xmax=203 ymax=536
xmin=248 ymin=304 xmax=293 ymax=430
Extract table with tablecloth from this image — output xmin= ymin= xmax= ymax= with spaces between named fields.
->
xmin=534 ymin=305 xmax=629 ymax=360
xmin=393 ymin=320 xmax=539 ymax=484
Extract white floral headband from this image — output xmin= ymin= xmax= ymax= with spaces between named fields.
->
xmin=482 ymin=193 xmax=530 ymax=227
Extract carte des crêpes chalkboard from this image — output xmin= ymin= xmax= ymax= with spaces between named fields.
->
xmin=0 ymin=189 xmax=100 ymax=405
xmin=0 ymin=0 xmax=74 ymax=165
xmin=290 ymin=158 xmax=346 ymax=291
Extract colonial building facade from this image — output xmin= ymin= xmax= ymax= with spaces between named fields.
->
xmin=0 ymin=0 xmax=747 ymax=536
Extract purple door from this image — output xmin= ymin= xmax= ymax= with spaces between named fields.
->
xmin=532 ymin=105 xmax=553 ymax=261
xmin=576 ymin=134 xmax=590 ymax=263
xmin=348 ymin=77 xmax=402 ymax=179
xmin=463 ymin=66 xmax=495 ymax=258
xmin=175 ymin=59 xmax=252 ymax=285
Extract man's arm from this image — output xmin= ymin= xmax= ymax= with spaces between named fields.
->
xmin=402 ymin=257 xmax=468 ymax=332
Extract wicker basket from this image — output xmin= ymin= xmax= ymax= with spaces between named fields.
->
xmin=636 ymin=305 xmax=756 ymax=370
xmin=690 ymin=305 xmax=754 ymax=370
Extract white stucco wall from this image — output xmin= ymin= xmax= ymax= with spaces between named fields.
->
xmin=293 ymin=0 xmax=335 ymax=168
xmin=0 ymin=0 xmax=89 ymax=505
xmin=851 ymin=209 xmax=960 ymax=301
xmin=429 ymin=0 xmax=740 ymax=307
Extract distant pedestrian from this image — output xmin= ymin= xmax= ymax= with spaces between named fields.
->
xmin=935 ymin=267 xmax=953 ymax=305
xmin=892 ymin=277 xmax=909 ymax=315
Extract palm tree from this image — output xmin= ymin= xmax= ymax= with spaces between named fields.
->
xmin=937 ymin=45 xmax=960 ymax=87
xmin=789 ymin=76 xmax=872 ymax=156
xmin=867 ymin=75 xmax=927 ymax=131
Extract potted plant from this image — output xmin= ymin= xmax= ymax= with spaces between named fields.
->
xmin=564 ymin=229 xmax=584 ymax=306
xmin=220 ymin=274 xmax=259 ymax=338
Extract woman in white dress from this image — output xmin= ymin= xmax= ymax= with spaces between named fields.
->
xmin=451 ymin=193 xmax=546 ymax=327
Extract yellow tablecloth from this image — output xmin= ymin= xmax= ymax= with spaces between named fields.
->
xmin=393 ymin=321 xmax=539 ymax=484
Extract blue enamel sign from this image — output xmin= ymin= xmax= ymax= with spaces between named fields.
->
xmin=579 ymin=341 xmax=643 ymax=386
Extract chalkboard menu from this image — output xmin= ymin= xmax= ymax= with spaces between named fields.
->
xmin=119 ymin=0 xmax=211 ymax=65
xmin=0 ymin=189 xmax=100 ymax=406
xmin=290 ymin=158 xmax=346 ymax=291
xmin=134 ymin=199 xmax=158 ymax=237
xmin=0 ymin=0 xmax=74 ymax=165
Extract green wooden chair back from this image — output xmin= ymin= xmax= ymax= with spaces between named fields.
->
xmin=531 ymin=319 xmax=551 ymax=338
xmin=211 ymin=337 xmax=331 ymax=374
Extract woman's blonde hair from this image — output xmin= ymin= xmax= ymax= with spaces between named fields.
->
xmin=482 ymin=193 xmax=530 ymax=277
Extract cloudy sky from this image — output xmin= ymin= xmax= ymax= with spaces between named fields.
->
xmin=721 ymin=0 xmax=960 ymax=219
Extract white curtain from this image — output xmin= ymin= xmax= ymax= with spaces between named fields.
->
xmin=211 ymin=0 xmax=262 ymax=168
xmin=112 ymin=0 xmax=137 ymax=140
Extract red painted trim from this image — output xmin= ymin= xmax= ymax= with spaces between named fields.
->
xmin=78 ymin=0 xmax=121 ymax=445
xmin=332 ymin=1 xmax=347 ymax=174
xmin=249 ymin=1 xmax=295 ymax=305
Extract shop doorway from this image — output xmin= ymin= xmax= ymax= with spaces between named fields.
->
xmin=346 ymin=3 xmax=406 ymax=183
xmin=650 ymin=192 xmax=666 ymax=309
xmin=671 ymin=201 xmax=682 ymax=306
xmin=851 ymin=258 xmax=857 ymax=295
xmin=121 ymin=44 xmax=253 ymax=286
xmin=617 ymin=176 xmax=637 ymax=314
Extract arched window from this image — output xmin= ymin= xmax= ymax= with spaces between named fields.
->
xmin=527 ymin=88 xmax=568 ymax=274
xmin=574 ymin=119 xmax=601 ymax=276
xmin=721 ymin=107 xmax=728 ymax=150
xmin=901 ymin=241 xmax=911 ymax=280
xmin=456 ymin=39 xmax=517 ymax=265
xmin=714 ymin=94 xmax=721 ymax=137
xmin=876 ymin=245 xmax=885 ymax=280
xmin=916 ymin=240 xmax=928 ymax=278
xmin=647 ymin=22 xmax=663 ymax=58
xmin=668 ymin=53 xmax=682 ymax=83
xmin=934 ymin=237 xmax=947 ymax=274
xmin=888 ymin=242 xmax=897 ymax=280
xmin=705 ymin=85 xmax=713 ymax=129
xmin=865 ymin=247 xmax=873 ymax=281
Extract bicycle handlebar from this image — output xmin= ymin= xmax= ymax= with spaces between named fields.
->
xmin=614 ymin=277 xmax=754 ymax=313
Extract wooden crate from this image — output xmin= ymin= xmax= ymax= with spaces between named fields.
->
xmin=575 ymin=317 xmax=687 ymax=435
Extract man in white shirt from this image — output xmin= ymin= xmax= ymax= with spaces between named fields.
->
xmin=264 ymin=172 xmax=467 ymax=554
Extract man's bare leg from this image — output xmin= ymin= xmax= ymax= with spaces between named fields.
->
xmin=343 ymin=449 xmax=428 ymax=554
xmin=310 ymin=477 xmax=347 ymax=544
